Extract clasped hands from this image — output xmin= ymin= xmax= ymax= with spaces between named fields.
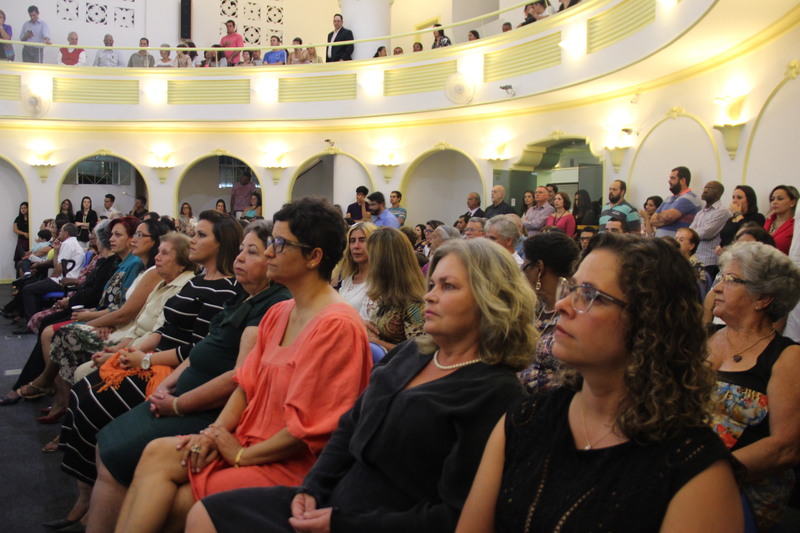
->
xmin=289 ymin=493 xmax=333 ymax=533
xmin=176 ymin=424 xmax=240 ymax=473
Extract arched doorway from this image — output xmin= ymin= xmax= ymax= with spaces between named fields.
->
xmin=289 ymin=149 xmax=374 ymax=211
xmin=58 ymin=152 xmax=148 ymax=219
xmin=0 ymin=157 xmax=29 ymax=281
xmin=401 ymin=146 xmax=483 ymax=227
xmin=177 ymin=153 xmax=260 ymax=217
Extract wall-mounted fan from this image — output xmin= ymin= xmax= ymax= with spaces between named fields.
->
xmin=20 ymin=84 xmax=51 ymax=118
xmin=444 ymin=73 xmax=475 ymax=105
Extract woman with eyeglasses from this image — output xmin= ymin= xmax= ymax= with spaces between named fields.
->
xmin=706 ymin=241 xmax=800 ymax=531
xmin=518 ymin=231 xmax=580 ymax=392
xmin=113 ymin=198 xmax=372 ymax=533
xmin=457 ymin=233 xmax=742 ymax=533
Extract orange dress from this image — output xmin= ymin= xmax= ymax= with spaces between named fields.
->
xmin=189 ymin=300 xmax=372 ymax=499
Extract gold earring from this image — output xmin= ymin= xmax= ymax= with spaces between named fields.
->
xmin=535 ymin=272 xmax=542 ymax=292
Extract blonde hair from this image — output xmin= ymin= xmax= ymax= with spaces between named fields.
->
xmin=365 ymin=227 xmax=425 ymax=308
xmin=333 ymin=221 xmax=377 ymax=281
xmin=417 ymin=239 xmax=539 ymax=370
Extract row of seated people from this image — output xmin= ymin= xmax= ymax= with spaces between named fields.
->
xmin=2 ymin=197 xmax=799 ymax=532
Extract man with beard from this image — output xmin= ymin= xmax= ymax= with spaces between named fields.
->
xmin=598 ymin=179 xmax=640 ymax=233
xmin=366 ymin=192 xmax=400 ymax=228
xmin=651 ymin=166 xmax=702 ymax=237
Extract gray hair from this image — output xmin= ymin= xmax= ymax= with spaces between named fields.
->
xmin=467 ymin=217 xmax=487 ymax=230
xmin=93 ymin=219 xmax=112 ymax=250
xmin=61 ymin=223 xmax=79 ymax=237
xmin=244 ymin=219 xmax=274 ymax=247
xmin=435 ymin=225 xmax=461 ymax=241
xmin=486 ymin=216 xmax=519 ymax=246
xmin=719 ymin=241 xmax=800 ymax=321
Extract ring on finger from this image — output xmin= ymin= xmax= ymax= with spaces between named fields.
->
xmin=190 ymin=445 xmax=201 ymax=454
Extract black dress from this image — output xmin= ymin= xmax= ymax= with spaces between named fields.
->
xmin=13 ymin=214 xmax=29 ymax=263
xmin=495 ymin=388 xmax=732 ymax=533
xmin=719 ymin=212 xmax=766 ymax=247
xmin=201 ymin=340 xmax=524 ymax=533
xmin=74 ymin=209 xmax=98 ymax=243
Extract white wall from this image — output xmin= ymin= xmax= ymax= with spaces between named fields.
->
xmin=0 ymin=159 xmax=28 ymax=281
xmin=390 ymin=0 xmax=452 ymax=52
xmin=332 ymin=155 xmax=372 ymax=211
xmin=291 ymin=156 xmax=334 ymax=202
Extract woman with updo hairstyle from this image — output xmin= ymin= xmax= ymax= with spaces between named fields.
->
xmin=518 ymin=231 xmax=580 ymax=392
xmin=638 ymin=195 xmax=663 ymax=237
xmin=185 ymin=238 xmax=535 ymax=533
xmin=458 ymin=233 xmax=742 ymax=533
xmin=707 ymin=241 xmax=800 ymax=531
xmin=114 ymin=198 xmax=372 ymax=533
xmin=718 ymin=185 xmax=765 ymax=250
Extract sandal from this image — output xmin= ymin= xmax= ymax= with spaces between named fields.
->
xmin=0 ymin=394 xmax=21 ymax=406
xmin=41 ymin=435 xmax=60 ymax=453
xmin=16 ymin=382 xmax=56 ymax=400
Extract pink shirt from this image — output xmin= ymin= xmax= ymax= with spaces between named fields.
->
xmin=220 ymin=32 xmax=244 ymax=65
xmin=545 ymin=211 xmax=576 ymax=237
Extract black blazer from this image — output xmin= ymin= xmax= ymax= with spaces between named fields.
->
xmin=327 ymin=27 xmax=354 ymax=62
xmin=464 ymin=208 xmax=486 ymax=220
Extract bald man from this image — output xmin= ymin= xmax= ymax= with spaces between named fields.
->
xmin=689 ymin=180 xmax=731 ymax=278
xmin=484 ymin=185 xmax=515 ymax=218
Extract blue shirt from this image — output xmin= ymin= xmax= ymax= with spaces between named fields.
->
xmin=655 ymin=189 xmax=702 ymax=237
xmin=264 ymin=49 xmax=287 ymax=64
xmin=373 ymin=208 xmax=401 ymax=228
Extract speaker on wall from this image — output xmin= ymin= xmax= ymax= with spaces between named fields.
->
xmin=180 ymin=0 xmax=192 ymax=39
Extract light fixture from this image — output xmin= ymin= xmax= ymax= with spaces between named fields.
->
xmin=359 ymin=70 xmax=384 ymax=98
xmin=377 ymin=163 xmax=398 ymax=183
xmin=263 ymin=153 xmax=288 ymax=185
xmin=713 ymin=124 xmax=745 ymax=160
xmin=29 ymin=141 xmax=55 ymax=182
xmin=142 ymin=79 xmax=168 ymax=105
xmin=559 ymin=23 xmax=587 ymax=58
xmin=604 ymin=147 xmax=629 ymax=173
xmin=149 ymin=145 xmax=174 ymax=183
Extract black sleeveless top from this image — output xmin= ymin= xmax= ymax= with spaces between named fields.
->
xmin=496 ymin=388 xmax=730 ymax=533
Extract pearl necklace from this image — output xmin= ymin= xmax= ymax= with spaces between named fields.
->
xmin=432 ymin=350 xmax=481 ymax=371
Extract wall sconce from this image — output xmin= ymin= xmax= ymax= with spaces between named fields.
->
xmin=486 ymin=157 xmax=509 ymax=171
xmin=713 ymin=94 xmax=747 ymax=123
xmin=263 ymin=153 xmax=288 ymax=184
xmin=377 ymin=164 xmax=398 ymax=183
xmin=30 ymin=147 xmax=55 ymax=182
xmin=604 ymin=147 xmax=629 ymax=173
xmin=149 ymin=146 xmax=174 ymax=183
xmin=713 ymin=123 xmax=745 ymax=160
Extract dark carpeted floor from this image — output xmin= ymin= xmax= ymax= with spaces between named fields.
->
xmin=0 ymin=284 xmax=76 ymax=532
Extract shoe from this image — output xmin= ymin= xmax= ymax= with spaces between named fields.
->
xmin=0 ymin=394 xmax=21 ymax=406
xmin=17 ymin=382 xmax=55 ymax=399
xmin=40 ymin=405 xmax=53 ymax=414
xmin=41 ymin=435 xmax=60 ymax=453
xmin=12 ymin=326 xmax=33 ymax=335
xmin=42 ymin=516 xmax=79 ymax=529
xmin=37 ymin=407 xmax=66 ymax=424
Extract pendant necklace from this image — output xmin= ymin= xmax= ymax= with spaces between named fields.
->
xmin=580 ymin=396 xmax=615 ymax=450
xmin=726 ymin=328 xmax=776 ymax=363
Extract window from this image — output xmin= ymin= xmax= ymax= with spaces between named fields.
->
xmin=218 ymin=156 xmax=259 ymax=189
xmin=64 ymin=156 xmax=133 ymax=185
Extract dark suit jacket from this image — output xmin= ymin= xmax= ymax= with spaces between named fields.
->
xmin=484 ymin=202 xmax=515 ymax=218
xmin=327 ymin=28 xmax=354 ymax=62
xmin=464 ymin=208 xmax=486 ymax=221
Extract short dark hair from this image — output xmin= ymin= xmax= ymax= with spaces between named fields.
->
xmin=391 ymin=190 xmax=402 ymax=200
xmin=678 ymin=227 xmax=699 ymax=251
xmin=356 ymin=186 xmax=369 ymax=196
xmin=226 ymin=19 xmax=236 ymax=27
xmin=607 ymin=215 xmax=628 ymax=232
xmin=645 ymin=195 xmax=663 ymax=209
xmin=333 ymin=13 xmax=343 ymax=20
xmin=105 ymin=193 xmax=116 ymax=203
xmin=502 ymin=22 xmax=512 ymax=28
xmin=146 ymin=211 xmax=159 ymax=220
xmin=523 ymin=231 xmax=579 ymax=278
xmin=28 ymin=6 xmax=39 ymax=15
xmin=293 ymin=37 xmax=303 ymax=45
xmin=198 ymin=209 xmax=243 ymax=277
xmin=615 ymin=179 xmax=627 ymax=194
xmin=136 ymin=195 xmax=147 ymax=206
xmin=273 ymin=197 xmax=347 ymax=281
xmin=367 ymin=191 xmax=385 ymax=205
xmin=546 ymin=183 xmax=559 ymax=193
xmin=672 ymin=166 xmax=691 ymax=186
xmin=38 ymin=229 xmax=52 ymax=241
xmin=141 ymin=219 xmax=171 ymax=268
xmin=580 ymin=226 xmax=598 ymax=236
xmin=140 ymin=37 xmax=149 ymax=46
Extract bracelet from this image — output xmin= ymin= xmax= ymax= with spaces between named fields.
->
xmin=234 ymin=447 xmax=245 ymax=468
xmin=172 ymin=397 xmax=183 ymax=416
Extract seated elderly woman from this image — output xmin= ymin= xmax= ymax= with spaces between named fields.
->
xmin=707 ymin=241 xmax=800 ymax=531
xmin=113 ymin=198 xmax=372 ymax=533
xmin=457 ymin=233 xmax=742 ymax=533
xmin=518 ymin=231 xmax=580 ymax=392
xmin=421 ymin=225 xmax=461 ymax=276
xmin=185 ymin=238 xmax=537 ymax=533
xmin=359 ymin=227 xmax=426 ymax=357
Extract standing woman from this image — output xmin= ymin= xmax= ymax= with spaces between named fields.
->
xmin=573 ymin=189 xmax=597 ymax=227
xmin=707 ymin=241 xmax=800 ymax=531
xmin=114 ymin=198 xmax=372 ymax=533
xmin=360 ymin=227 xmax=426 ymax=355
xmin=458 ymin=234 xmax=742 ymax=533
xmin=0 ymin=10 xmax=14 ymax=61
xmin=431 ymin=23 xmax=452 ymax=48
xmin=74 ymin=196 xmax=98 ymax=246
xmin=518 ymin=231 xmax=580 ymax=392
xmin=56 ymin=199 xmax=75 ymax=228
xmin=335 ymin=221 xmax=376 ymax=311
xmin=638 ymin=195 xmax=663 ymax=236
xmin=718 ymin=185 xmax=765 ymax=251
xmin=13 ymin=201 xmax=29 ymax=273
xmin=545 ymin=192 xmax=577 ymax=236
xmin=763 ymin=184 xmax=797 ymax=254
xmin=521 ymin=189 xmax=535 ymax=226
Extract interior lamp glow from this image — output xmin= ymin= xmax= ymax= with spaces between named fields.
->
xmin=142 ymin=79 xmax=168 ymax=105
xmin=359 ymin=70 xmax=384 ymax=98
xmin=29 ymin=140 xmax=55 ymax=182
xmin=253 ymin=77 xmax=279 ymax=104
xmin=458 ymin=54 xmax=484 ymax=85
xmin=559 ymin=24 xmax=587 ymax=58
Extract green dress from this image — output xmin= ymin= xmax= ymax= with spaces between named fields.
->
xmin=97 ymin=283 xmax=292 ymax=485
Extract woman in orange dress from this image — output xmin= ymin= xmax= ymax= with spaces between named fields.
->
xmin=111 ymin=199 xmax=372 ymax=533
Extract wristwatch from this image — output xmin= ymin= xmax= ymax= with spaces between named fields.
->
xmin=141 ymin=352 xmax=153 ymax=370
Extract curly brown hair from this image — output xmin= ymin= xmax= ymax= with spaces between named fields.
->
xmin=561 ymin=233 xmax=715 ymax=443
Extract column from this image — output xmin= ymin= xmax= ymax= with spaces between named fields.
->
xmin=341 ymin=0 xmax=392 ymax=61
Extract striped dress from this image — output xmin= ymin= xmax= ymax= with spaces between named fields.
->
xmin=59 ymin=275 xmax=241 ymax=485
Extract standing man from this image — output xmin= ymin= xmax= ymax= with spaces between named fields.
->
xmin=20 ymin=5 xmax=51 ymax=64
xmin=264 ymin=35 xmax=287 ymax=65
xmin=484 ymin=185 xmax=515 ymax=218
xmin=128 ymin=37 xmax=155 ymax=67
xmin=102 ymin=194 xmax=120 ymax=219
xmin=93 ymin=34 xmax=124 ymax=67
xmin=230 ymin=171 xmax=257 ymax=219
xmin=129 ymin=196 xmax=148 ymax=219
xmin=367 ymin=192 xmax=400 ymax=228
xmin=345 ymin=186 xmax=369 ymax=223
xmin=522 ymin=186 xmax=555 ymax=236
xmin=58 ymin=32 xmax=86 ymax=66
xmin=220 ymin=20 xmax=244 ymax=66
xmin=327 ymin=14 xmax=354 ymax=62
xmin=689 ymin=181 xmax=731 ymax=278
xmin=651 ymin=166 xmax=702 ymax=237
xmin=388 ymin=190 xmax=407 ymax=225
xmin=463 ymin=192 xmax=485 ymax=220
xmin=599 ymin=179 xmax=641 ymax=233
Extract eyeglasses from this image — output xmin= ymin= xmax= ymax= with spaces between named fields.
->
xmin=134 ymin=232 xmax=151 ymax=239
xmin=555 ymin=277 xmax=627 ymax=313
xmin=267 ymin=236 xmax=314 ymax=254
xmin=521 ymin=262 xmax=535 ymax=272
xmin=424 ymin=228 xmax=434 ymax=234
xmin=720 ymin=273 xmax=748 ymax=286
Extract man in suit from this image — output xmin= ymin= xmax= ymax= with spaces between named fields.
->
xmin=327 ymin=13 xmax=354 ymax=62
xmin=463 ymin=192 xmax=485 ymax=221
